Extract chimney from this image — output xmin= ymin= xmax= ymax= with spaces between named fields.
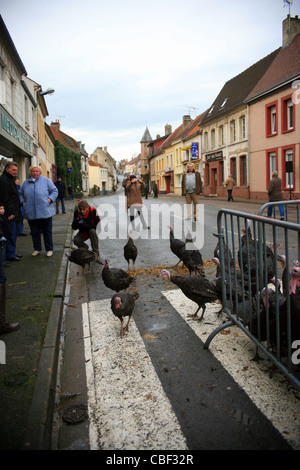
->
xmin=51 ymin=119 xmax=60 ymax=130
xmin=165 ymin=123 xmax=172 ymax=135
xmin=283 ymin=15 xmax=300 ymax=46
xmin=182 ymin=115 xmax=192 ymax=128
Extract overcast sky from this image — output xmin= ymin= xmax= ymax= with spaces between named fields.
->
xmin=1 ymin=0 xmax=299 ymax=162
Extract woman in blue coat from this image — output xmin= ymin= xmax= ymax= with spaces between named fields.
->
xmin=20 ymin=165 xmax=58 ymax=257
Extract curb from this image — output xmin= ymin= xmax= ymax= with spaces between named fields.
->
xmin=23 ymin=212 xmax=73 ymax=450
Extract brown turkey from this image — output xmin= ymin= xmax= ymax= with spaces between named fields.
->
xmin=111 ymin=291 xmax=139 ymax=337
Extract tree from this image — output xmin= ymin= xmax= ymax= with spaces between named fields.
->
xmin=55 ymin=140 xmax=82 ymax=192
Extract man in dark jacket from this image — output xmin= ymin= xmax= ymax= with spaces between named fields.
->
xmin=181 ymin=162 xmax=203 ymax=221
xmin=0 ymin=161 xmax=22 ymax=261
xmin=72 ymin=200 xmax=102 ymax=263
xmin=54 ymin=176 xmax=66 ymax=214
xmin=267 ymin=171 xmax=284 ymax=219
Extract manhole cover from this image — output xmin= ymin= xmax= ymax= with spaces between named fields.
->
xmin=62 ymin=404 xmax=88 ymax=424
xmin=4 ymin=372 xmax=29 ymax=386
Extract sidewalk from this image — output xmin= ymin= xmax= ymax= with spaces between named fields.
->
xmin=0 ymin=200 xmax=74 ymax=450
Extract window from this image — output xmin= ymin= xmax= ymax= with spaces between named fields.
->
xmin=240 ymin=115 xmax=246 ymax=139
xmin=204 ymin=132 xmax=208 ymax=151
xmin=230 ymin=158 xmax=237 ymax=183
xmin=281 ymin=95 xmax=294 ymax=133
xmin=211 ymin=129 xmax=216 ymax=149
xmin=230 ymin=120 xmax=236 ymax=143
xmin=266 ymin=101 xmax=278 ymax=136
xmin=283 ymin=147 xmax=294 ymax=190
xmin=219 ymin=125 xmax=224 ymax=146
xmin=240 ymin=155 xmax=247 ymax=186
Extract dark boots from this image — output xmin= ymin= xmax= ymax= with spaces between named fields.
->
xmin=0 ymin=283 xmax=20 ymax=334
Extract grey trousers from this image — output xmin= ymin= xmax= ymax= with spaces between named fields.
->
xmin=73 ymin=229 xmax=99 ymax=255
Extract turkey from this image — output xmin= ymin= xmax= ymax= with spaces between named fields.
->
xmin=161 ymin=269 xmax=219 ymax=321
xmin=124 ymin=231 xmax=138 ymax=270
xmin=212 ymin=257 xmax=245 ymax=302
xmin=238 ymin=220 xmax=277 ymax=287
xmin=213 ymin=226 xmax=233 ymax=267
xmin=289 ymin=266 xmax=300 ymax=343
xmin=102 ymin=259 xmax=134 ymax=292
xmin=168 ymin=225 xmax=185 ymax=267
xmin=181 ymin=235 xmax=204 ymax=275
xmin=278 ymin=254 xmax=288 ymax=294
xmin=66 ymin=248 xmax=95 ymax=275
xmin=111 ymin=291 xmax=139 ymax=338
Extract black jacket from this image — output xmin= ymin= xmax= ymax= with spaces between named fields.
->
xmin=72 ymin=207 xmax=100 ymax=239
xmin=0 ymin=214 xmax=10 ymax=239
xmin=54 ymin=180 xmax=66 ymax=198
xmin=0 ymin=171 xmax=22 ymax=220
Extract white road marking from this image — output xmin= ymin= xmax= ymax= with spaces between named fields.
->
xmin=163 ymin=290 xmax=300 ymax=450
xmin=82 ymin=299 xmax=188 ymax=451
xmin=82 ymin=291 xmax=300 ymax=451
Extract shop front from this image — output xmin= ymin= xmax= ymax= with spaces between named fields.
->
xmin=203 ymin=151 xmax=226 ymax=197
xmin=0 ymin=105 xmax=34 ymax=179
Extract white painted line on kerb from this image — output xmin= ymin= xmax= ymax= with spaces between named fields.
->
xmin=82 ymin=299 xmax=187 ymax=451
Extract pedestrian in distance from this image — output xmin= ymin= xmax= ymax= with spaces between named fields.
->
xmin=267 ymin=171 xmax=285 ymax=220
xmin=55 ymin=176 xmax=66 ymax=214
xmin=145 ymin=182 xmax=149 ymax=199
xmin=181 ymin=162 xmax=203 ymax=221
xmin=152 ymin=182 xmax=158 ymax=198
xmin=122 ymin=174 xmax=131 ymax=211
xmin=19 ymin=165 xmax=58 ymax=257
xmin=0 ymin=203 xmax=10 ymax=267
xmin=224 ymin=174 xmax=236 ymax=201
xmin=72 ymin=200 xmax=102 ymax=263
xmin=0 ymin=161 xmax=23 ymax=261
xmin=125 ymin=175 xmax=150 ymax=230
xmin=67 ymin=184 xmax=73 ymax=200
xmin=14 ymin=176 xmax=26 ymax=236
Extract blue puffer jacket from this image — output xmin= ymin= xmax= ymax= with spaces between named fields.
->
xmin=20 ymin=175 xmax=58 ymax=220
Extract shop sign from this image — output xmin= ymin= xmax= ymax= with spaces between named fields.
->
xmin=1 ymin=110 xmax=33 ymax=155
xmin=206 ymin=151 xmax=223 ymax=162
xmin=191 ymin=142 xmax=199 ymax=160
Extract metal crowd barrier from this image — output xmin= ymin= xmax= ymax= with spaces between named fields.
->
xmin=204 ymin=208 xmax=300 ymax=391
xmin=259 ymin=199 xmax=300 ymax=224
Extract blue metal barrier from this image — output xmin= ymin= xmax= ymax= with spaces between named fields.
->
xmin=204 ymin=209 xmax=300 ymax=391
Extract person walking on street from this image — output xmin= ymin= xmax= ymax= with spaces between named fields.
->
xmin=0 ymin=161 xmax=23 ymax=261
xmin=125 ymin=175 xmax=149 ymax=230
xmin=145 ymin=182 xmax=149 ymax=199
xmin=181 ymin=162 xmax=203 ymax=221
xmin=224 ymin=174 xmax=236 ymax=201
xmin=19 ymin=165 xmax=58 ymax=257
xmin=67 ymin=185 xmax=73 ymax=200
xmin=72 ymin=200 xmax=102 ymax=263
xmin=0 ymin=256 xmax=20 ymax=334
xmin=267 ymin=171 xmax=284 ymax=220
xmin=55 ymin=176 xmax=66 ymax=214
xmin=152 ymin=182 xmax=158 ymax=198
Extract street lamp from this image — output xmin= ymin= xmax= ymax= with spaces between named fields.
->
xmin=39 ymin=87 xmax=55 ymax=96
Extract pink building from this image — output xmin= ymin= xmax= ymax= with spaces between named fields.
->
xmin=246 ymin=16 xmax=300 ymax=200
